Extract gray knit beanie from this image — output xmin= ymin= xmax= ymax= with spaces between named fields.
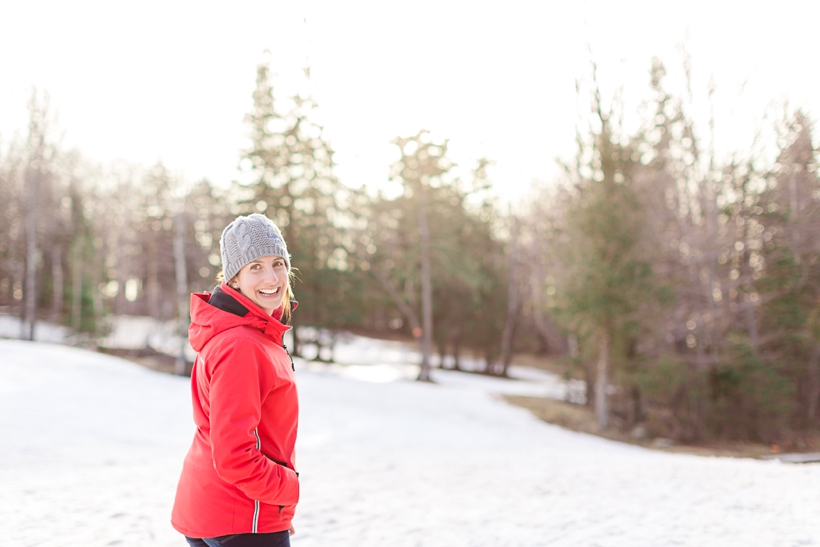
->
xmin=220 ymin=214 xmax=290 ymax=281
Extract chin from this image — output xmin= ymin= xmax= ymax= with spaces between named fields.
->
xmin=255 ymin=299 xmax=284 ymax=316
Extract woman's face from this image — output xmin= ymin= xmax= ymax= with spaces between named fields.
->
xmin=233 ymin=255 xmax=288 ymax=316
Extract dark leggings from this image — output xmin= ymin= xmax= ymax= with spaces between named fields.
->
xmin=185 ymin=531 xmax=291 ymax=547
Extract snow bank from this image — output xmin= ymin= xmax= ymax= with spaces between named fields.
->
xmin=0 ymin=314 xmax=73 ymax=344
xmin=2 ymin=339 xmax=819 ymax=546
xmin=97 ymin=315 xmax=197 ymax=361
xmin=0 ymin=313 xmax=195 ymax=361
xmin=297 ymin=330 xmax=569 ymax=399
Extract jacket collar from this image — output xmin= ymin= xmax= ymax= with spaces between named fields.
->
xmin=187 ymin=282 xmax=293 ymax=352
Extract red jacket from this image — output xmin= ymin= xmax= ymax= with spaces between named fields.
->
xmin=172 ymin=283 xmax=299 ymax=537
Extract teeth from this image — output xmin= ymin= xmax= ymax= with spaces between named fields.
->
xmin=259 ymin=288 xmax=279 ymax=295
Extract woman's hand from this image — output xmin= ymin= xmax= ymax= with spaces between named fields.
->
xmin=289 ymin=525 xmax=296 ymax=536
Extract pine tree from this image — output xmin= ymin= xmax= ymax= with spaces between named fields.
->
xmin=756 ymin=111 xmax=820 ymax=429
xmin=558 ymin=87 xmax=664 ymax=430
xmin=237 ymin=63 xmax=360 ymax=355
xmin=369 ymin=131 xmax=503 ymax=379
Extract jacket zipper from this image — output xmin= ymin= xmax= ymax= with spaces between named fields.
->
xmin=252 ymin=338 xmax=293 ymax=530
xmin=281 ymin=341 xmax=294 ymax=515
xmin=253 ymin=428 xmax=261 ymax=533
xmin=282 ymin=343 xmax=295 ymax=371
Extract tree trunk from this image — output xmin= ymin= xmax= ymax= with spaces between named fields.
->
xmin=148 ymin=251 xmax=160 ymax=318
xmin=531 ymin=305 xmax=565 ymax=356
xmin=788 ymin=172 xmax=801 ymax=261
xmin=705 ymin=175 xmax=721 ymax=366
xmin=706 ymin=262 xmax=721 ymax=364
xmin=743 ymin=236 xmax=759 ymax=351
xmin=452 ymin=332 xmax=462 ymax=371
xmin=71 ymin=244 xmax=83 ymax=332
xmin=115 ymin=231 xmax=127 ymax=315
xmin=807 ymin=346 xmax=820 ymax=423
xmin=630 ymin=384 xmax=644 ymax=426
xmin=744 ymin=282 xmax=759 ymax=351
xmin=417 ymin=183 xmax=434 ymax=382
xmin=436 ymin=338 xmax=447 ymax=368
xmin=595 ymin=329 xmax=610 ymax=430
xmin=529 ymin=265 xmax=566 ymax=356
xmin=497 ymin=224 xmax=521 ymax=377
xmin=373 ymin=267 xmax=422 ymax=338
xmin=173 ymin=212 xmax=189 ymax=375
xmin=91 ymin=248 xmax=103 ymax=331
xmin=498 ymin=317 xmax=519 ymax=377
xmin=328 ymin=330 xmax=336 ymax=363
xmin=51 ymin=245 xmax=63 ymax=322
xmin=23 ymin=168 xmax=39 ymax=340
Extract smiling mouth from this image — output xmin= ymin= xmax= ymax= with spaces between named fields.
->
xmin=259 ymin=288 xmax=281 ymax=296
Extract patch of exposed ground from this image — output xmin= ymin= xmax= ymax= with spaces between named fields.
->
xmin=502 ymin=394 xmax=820 ymax=460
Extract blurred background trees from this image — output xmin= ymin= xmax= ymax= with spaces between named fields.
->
xmin=2 ymin=56 xmax=819 ymax=447
xmin=233 ymin=62 xmax=361 ymax=356
xmin=517 ymin=58 xmax=820 ymax=445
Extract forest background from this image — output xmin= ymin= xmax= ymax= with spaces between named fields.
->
xmin=2 ymin=2 xmax=820 ymax=450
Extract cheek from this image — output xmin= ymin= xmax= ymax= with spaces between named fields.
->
xmin=236 ymin=272 xmax=256 ymax=292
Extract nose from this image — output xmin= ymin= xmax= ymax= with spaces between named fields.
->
xmin=263 ymin=265 xmax=279 ymax=283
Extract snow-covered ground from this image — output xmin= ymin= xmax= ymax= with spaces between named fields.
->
xmin=0 ymin=314 xmax=74 ymax=344
xmin=2 ymin=339 xmax=820 ymax=547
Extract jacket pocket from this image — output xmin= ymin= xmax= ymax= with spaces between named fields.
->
xmin=277 ymin=503 xmax=296 ymax=521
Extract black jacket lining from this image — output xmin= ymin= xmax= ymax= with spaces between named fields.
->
xmin=209 ymin=286 xmax=249 ymax=317
xmin=209 ymin=285 xmax=297 ymax=325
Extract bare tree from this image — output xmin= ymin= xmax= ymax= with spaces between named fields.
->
xmin=21 ymin=91 xmax=57 ymax=340
xmin=173 ymin=207 xmax=189 ymax=375
xmin=416 ymin=181 xmax=434 ymax=381
xmin=495 ymin=216 xmax=522 ymax=377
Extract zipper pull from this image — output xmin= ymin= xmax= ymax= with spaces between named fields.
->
xmin=283 ymin=343 xmax=295 ymax=371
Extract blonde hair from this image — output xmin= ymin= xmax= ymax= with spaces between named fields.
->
xmin=215 ymin=266 xmax=296 ymax=324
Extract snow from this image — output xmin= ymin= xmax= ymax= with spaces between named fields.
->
xmin=0 ymin=314 xmax=73 ymax=344
xmin=0 ymin=313 xmax=197 ymax=361
xmin=297 ymin=330 xmax=569 ymax=399
xmin=2 ymin=338 xmax=820 ymax=546
xmin=97 ymin=315 xmax=197 ymax=362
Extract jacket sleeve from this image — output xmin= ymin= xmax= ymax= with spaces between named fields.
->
xmin=207 ymin=338 xmax=299 ymax=506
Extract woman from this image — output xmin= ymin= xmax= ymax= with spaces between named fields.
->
xmin=172 ymin=213 xmax=300 ymax=547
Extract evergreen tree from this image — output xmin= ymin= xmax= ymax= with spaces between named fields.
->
xmin=370 ymin=131 xmax=503 ymax=379
xmin=558 ymin=83 xmax=667 ymax=430
xmin=755 ymin=112 xmax=820 ymax=430
xmin=237 ymin=62 xmax=361 ymax=355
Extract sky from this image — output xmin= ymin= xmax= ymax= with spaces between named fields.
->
xmin=1 ymin=1 xmax=818 ymax=202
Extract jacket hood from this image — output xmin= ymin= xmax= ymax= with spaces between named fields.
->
xmin=188 ymin=282 xmax=292 ymax=353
